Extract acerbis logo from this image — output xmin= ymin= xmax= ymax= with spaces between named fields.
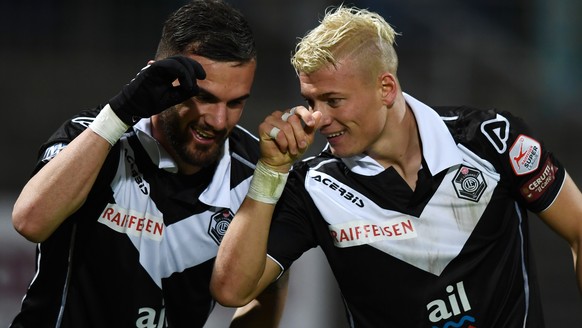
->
xmin=480 ymin=114 xmax=509 ymax=154
xmin=310 ymin=174 xmax=364 ymax=208
xmin=208 ymin=209 xmax=233 ymax=245
xmin=452 ymin=165 xmax=487 ymax=202
xmin=71 ymin=116 xmax=95 ymax=128
xmin=124 ymin=149 xmax=148 ymax=195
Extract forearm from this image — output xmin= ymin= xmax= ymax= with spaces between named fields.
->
xmin=212 ymin=107 xmax=319 ymax=306
xmin=537 ymin=174 xmax=582 ymax=295
xmin=12 ymin=128 xmax=111 ymax=242
xmin=211 ymin=197 xmax=277 ymax=306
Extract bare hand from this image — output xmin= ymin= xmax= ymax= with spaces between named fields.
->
xmin=258 ymin=106 xmax=322 ymax=172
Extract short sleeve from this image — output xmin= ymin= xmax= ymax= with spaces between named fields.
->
xmin=479 ymin=110 xmax=566 ymax=213
xmin=267 ymin=167 xmax=320 ymax=271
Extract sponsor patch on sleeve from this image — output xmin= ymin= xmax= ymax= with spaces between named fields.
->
xmin=509 ymin=134 xmax=541 ymax=176
xmin=41 ymin=143 xmax=68 ymax=163
xmin=519 ymin=157 xmax=558 ymax=202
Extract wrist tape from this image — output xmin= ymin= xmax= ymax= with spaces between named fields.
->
xmin=247 ymin=161 xmax=289 ymax=204
xmin=88 ymin=104 xmax=130 ymax=146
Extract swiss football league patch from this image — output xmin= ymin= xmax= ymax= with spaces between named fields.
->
xmin=208 ymin=209 xmax=233 ymax=245
xmin=519 ymin=157 xmax=558 ymax=202
xmin=452 ymin=165 xmax=487 ymax=202
xmin=509 ymin=134 xmax=541 ymax=175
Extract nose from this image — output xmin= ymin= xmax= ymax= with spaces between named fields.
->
xmin=204 ymin=103 xmax=228 ymax=131
xmin=312 ymin=104 xmax=332 ymax=127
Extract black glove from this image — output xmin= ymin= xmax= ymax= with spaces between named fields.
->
xmin=108 ymin=55 xmax=206 ymax=125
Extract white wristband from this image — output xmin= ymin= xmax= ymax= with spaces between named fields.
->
xmin=247 ymin=161 xmax=289 ymax=204
xmin=88 ymin=104 xmax=130 ymax=146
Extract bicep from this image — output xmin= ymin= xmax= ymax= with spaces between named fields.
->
xmin=538 ymin=173 xmax=582 ymax=247
xmin=254 ymin=257 xmax=285 ymax=296
xmin=230 ymin=269 xmax=289 ymax=328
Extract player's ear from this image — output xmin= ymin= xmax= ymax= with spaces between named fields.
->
xmin=379 ymin=72 xmax=397 ymax=107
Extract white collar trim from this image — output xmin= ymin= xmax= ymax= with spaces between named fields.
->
xmin=133 ymin=118 xmax=232 ymax=208
xmin=341 ymin=93 xmax=462 ymax=176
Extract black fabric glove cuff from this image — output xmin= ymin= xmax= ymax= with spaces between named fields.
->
xmin=109 ymin=92 xmax=139 ymax=126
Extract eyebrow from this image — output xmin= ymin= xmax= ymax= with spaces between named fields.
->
xmin=197 ymin=87 xmax=251 ymax=103
xmin=301 ymin=92 xmax=339 ymax=100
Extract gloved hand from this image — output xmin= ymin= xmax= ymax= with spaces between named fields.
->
xmin=108 ymin=55 xmax=206 ymax=125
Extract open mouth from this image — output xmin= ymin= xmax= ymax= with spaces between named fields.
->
xmin=193 ymin=126 xmax=216 ymax=140
xmin=326 ymin=131 xmax=345 ymax=139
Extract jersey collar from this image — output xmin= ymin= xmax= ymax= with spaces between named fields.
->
xmin=341 ymin=93 xmax=462 ymax=176
xmin=133 ymin=119 xmax=179 ymax=173
xmin=133 ymin=118 xmax=232 ymax=208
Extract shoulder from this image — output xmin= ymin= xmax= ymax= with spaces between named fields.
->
xmin=434 ymin=105 xmax=564 ymax=211
xmin=433 ymin=105 xmax=534 ymax=156
xmin=434 ymin=105 xmax=509 ymax=140
xmin=44 ymin=106 xmax=103 ymax=145
xmin=292 ymin=147 xmax=340 ymax=175
xmin=37 ymin=106 xmax=104 ymax=163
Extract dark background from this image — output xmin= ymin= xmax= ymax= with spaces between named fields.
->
xmin=1 ymin=0 xmax=581 ymax=326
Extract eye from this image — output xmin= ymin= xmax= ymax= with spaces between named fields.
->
xmin=195 ymin=93 xmax=216 ymax=104
xmin=227 ymin=99 xmax=246 ymax=109
xmin=327 ymin=98 xmax=343 ymax=108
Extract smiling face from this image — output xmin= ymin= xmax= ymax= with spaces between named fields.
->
xmin=299 ymin=57 xmax=397 ymax=159
xmin=153 ymin=55 xmax=256 ymax=174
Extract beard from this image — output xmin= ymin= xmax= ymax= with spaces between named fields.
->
xmin=157 ymin=108 xmax=227 ymax=169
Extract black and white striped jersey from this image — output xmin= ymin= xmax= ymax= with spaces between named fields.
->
xmin=11 ymin=106 xmax=259 ymax=328
xmin=267 ymin=93 xmax=565 ymax=328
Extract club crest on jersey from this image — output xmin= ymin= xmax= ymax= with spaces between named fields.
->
xmin=452 ymin=165 xmax=487 ymax=202
xmin=208 ymin=209 xmax=233 ymax=245
xmin=509 ymin=134 xmax=540 ymax=176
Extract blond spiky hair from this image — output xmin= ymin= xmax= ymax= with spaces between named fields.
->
xmin=291 ymin=6 xmax=399 ymax=75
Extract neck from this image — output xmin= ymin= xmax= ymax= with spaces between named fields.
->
xmin=367 ymin=97 xmax=422 ymax=189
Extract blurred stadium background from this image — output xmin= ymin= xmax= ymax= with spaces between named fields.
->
xmin=1 ymin=0 xmax=581 ymax=326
